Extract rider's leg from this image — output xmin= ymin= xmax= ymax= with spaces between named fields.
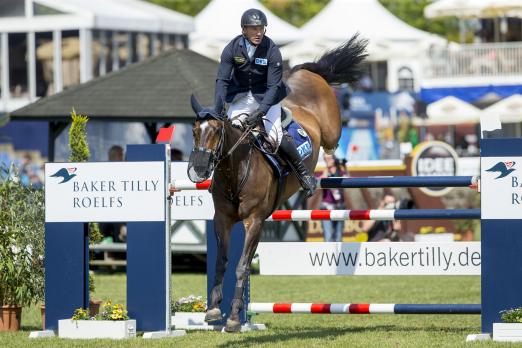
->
xmin=278 ymin=131 xmax=316 ymax=197
xmin=263 ymin=102 xmax=283 ymax=148
xmin=227 ymin=92 xmax=256 ymax=125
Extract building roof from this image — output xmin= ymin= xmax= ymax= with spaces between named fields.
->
xmin=9 ymin=48 xmax=217 ymax=122
xmin=0 ymin=0 xmax=194 ymax=33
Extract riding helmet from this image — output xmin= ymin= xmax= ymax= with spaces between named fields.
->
xmin=241 ymin=9 xmax=268 ymax=27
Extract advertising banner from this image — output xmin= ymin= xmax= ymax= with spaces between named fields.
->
xmin=45 ymin=162 xmax=165 ymax=222
xmin=257 ymin=242 xmax=481 ymax=276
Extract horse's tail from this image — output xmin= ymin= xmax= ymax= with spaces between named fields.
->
xmin=290 ymin=34 xmax=368 ymax=85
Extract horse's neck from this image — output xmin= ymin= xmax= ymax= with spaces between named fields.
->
xmin=215 ymin=123 xmax=247 ymax=188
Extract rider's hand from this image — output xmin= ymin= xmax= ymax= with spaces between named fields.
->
xmin=246 ymin=110 xmax=265 ymax=127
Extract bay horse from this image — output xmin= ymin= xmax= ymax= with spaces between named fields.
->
xmin=188 ymin=35 xmax=367 ymax=332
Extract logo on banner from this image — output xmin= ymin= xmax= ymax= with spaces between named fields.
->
xmin=410 ymin=141 xmax=458 ymax=197
xmin=486 ymin=161 xmax=516 ymax=179
xmin=50 ymin=167 xmax=77 ymax=183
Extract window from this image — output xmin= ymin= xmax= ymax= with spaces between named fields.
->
xmin=398 ymin=67 xmax=414 ymax=92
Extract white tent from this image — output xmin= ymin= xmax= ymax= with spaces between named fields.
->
xmin=190 ymin=0 xmax=301 ymax=61
xmin=482 ymin=94 xmax=522 ymax=123
xmin=415 ymin=96 xmax=482 ymax=125
xmin=281 ymin=0 xmax=444 ymax=65
xmin=425 ymin=0 xmax=522 ymax=19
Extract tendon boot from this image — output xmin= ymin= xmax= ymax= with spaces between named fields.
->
xmin=279 ymin=133 xmax=316 ymax=197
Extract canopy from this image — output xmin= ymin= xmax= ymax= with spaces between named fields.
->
xmin=424 ymin=0 xmax=522 ymax=19
xmin=482 ymin=94 xmax=522 ymax=123
xmin=0 ymin=0 xmax=194 ymax=33
xmin=416 ymin=96 xmax=482 ymax=125
xmin=281 ymin=0 xmax=444 ymax=64
xmin=190 ymin=0 xmax=301 ymax=61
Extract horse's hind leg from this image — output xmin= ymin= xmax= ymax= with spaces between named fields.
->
xmin=205 ymin=212 xmax=234 ymax=323
xmin=225 ymin=215 xmax=263 ymax=332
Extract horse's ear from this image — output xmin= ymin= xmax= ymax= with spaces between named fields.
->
xmin=190 ymin=94 xmax=203 ymax=114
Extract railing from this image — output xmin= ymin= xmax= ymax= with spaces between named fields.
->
xmin=424 ymin=42 xmax=522 ymax=78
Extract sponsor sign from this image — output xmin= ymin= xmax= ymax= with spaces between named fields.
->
xmin=45 ymin=162 xmax=165 ymax=222
xmin=257 ymin=242 xmax=481 ymax=275
xmin=410 ymin=141 xmax=459 ymax=197
xmin=481 ymin=156 xmax=520 ymax=219
xmin=171 ymin=162 xmax=214 ymax=220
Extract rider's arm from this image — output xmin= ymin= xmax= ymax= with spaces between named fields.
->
xmin=258 ymin=46 xmax=284 ymax=114
xmin=215 ymin=44 xmax=234 ymax=114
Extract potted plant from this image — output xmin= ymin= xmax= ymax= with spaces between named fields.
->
xmin=493 ymin=308 xmax=522 ymax=342
xmin=0 ymin=166 xmax=45 ymax=331
xmin=171 ymin=295 xmax=208 ymax=330
xmin=58 ymin=300 xmax=136 ymax=339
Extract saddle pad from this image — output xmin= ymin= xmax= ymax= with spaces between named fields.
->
xmin=284 ymin=120 xmax=313 ymax=161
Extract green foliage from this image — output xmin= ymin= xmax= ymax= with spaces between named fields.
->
xmin=0 ymin=166 xmax=45 ymax=306
xmin=260 ymin=0 xmax=330 ymax=27
xmin=147 ymin=0 xmax=209 ymax=16
xmin=67 ymin=109 xmax=103 ymax=246
xmin=501 ymin=308 xmax=522 ymax=323
xmin=68 ymin=108 xmax=90 ymax=163
xmin=379 ymin=0 xmax=461 ymax=42
xmin=172 ymin=295 xmax=206 ymax=313
xmin=146 ymin=0 xmax=328 ymax=28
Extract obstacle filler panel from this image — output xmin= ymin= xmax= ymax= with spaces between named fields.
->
xmin=44 ymin=222 xmax=89 ymax=331
xmin=44 ymin=143 xmax=171 ymax=333
xmin=480 ymin=138 xmax=522 ymax=333
xmin=206 ymin=221 xmax=248 ymax=325
xmin=126 ymin=144 xmax=170 ymax=332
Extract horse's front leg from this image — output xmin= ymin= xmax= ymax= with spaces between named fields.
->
xmin=225 ymin=215 xmax=263 ymax=332
xmin=205 ymin=212 xmax=234 ymax=323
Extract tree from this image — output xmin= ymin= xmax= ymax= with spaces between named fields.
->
xmin=147 ymin=0 xmax=209 ymax=16
xmin=260 ymin=0 xmax=329 ymax=28
xmin=378 ymin=0 xmax=461 ymax=42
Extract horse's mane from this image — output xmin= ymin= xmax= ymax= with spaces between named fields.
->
xmin=290 ymin=34 xmax=368 ymax=85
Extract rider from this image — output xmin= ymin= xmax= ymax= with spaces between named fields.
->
xmin=214 ymin=8 xmax=316 ymax=197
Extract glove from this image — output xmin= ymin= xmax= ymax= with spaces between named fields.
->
xmin=245 ymin=110 xmax=265 ymax=127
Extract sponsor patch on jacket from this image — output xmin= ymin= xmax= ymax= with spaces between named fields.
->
xmin=234 ymin=56 xmax=246 ymax=64
xmin=255 ymin=58 xmax=268 ymax=66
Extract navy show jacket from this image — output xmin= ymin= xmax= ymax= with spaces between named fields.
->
xmin=214 ymin=35 xmax=290 ymax=114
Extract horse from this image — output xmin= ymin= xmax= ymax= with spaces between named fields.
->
xmin=188 ymin=35 xmax=367 ymax=332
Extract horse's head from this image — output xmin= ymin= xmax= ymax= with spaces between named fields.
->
xmin=187 ymin=95 xmax=224 ymax=183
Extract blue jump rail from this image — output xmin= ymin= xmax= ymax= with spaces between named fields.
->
xmin=318 ymin=176 xmax=477 ymax=189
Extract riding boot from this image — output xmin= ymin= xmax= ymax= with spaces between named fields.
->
xmin=278 ymin=133 xmax=316 ymax=198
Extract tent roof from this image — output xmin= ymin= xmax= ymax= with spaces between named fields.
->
xmin=281 ymin=0 xmax=444 ymax=65
xmin=420 ymin=96 xmax=482 ymax=125
xmin=482 ymin=94 xmax=522 ymax=123
xmin=0 ymin=0 xmax=194 ymax=33
xmin=190 ymin=0 xmax=301 ymax=60
xmin=301 ymin=0 xmax=440 ymax=44
xmin=9 ymin=48 xmax=217 ymax=122
xmin=424 ymin=0 xmax=522 ymax=19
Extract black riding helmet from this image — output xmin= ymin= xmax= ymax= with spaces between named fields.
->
xmin=241 ymin=8 xmax=268 ymax=27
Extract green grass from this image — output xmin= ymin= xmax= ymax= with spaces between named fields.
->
xmin=0 ymin=273 xmax=510 ymax=347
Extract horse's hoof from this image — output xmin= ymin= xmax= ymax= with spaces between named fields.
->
xmin=205 ymin=308 xmax=222 ymax=322
xmin=224 ymin=319 xmax=241 ymax=333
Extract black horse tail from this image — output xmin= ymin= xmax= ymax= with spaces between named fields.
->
xmin=290 ymin=34 xmax=368 ymax=85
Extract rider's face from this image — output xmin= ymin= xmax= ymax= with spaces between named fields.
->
xmin=242 ymin=25 xmax=265 ymax=45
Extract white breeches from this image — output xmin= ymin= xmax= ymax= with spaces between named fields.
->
xmin=227 ymin=92 xmax=283 ymax=147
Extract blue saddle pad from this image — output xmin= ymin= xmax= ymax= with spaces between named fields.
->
xmin=261 ymin=120 xmax=313 ymax=178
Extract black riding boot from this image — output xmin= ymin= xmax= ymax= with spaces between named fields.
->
xmin=279 ymin=134 xmax=316 ymax=197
